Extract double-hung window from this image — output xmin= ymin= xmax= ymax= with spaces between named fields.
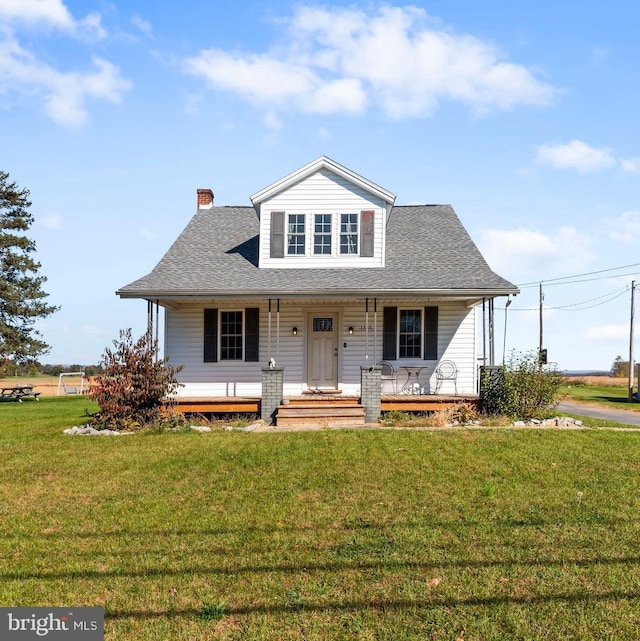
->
xmin=220 ymin=311 xmax=243 ymax=360
xmin=340 ymin=213 xmax=358 ymax=254
xmin=399 ymin=310 xmax=422 ymax=359
xmin=204 ymin=308 xmax=259 ymax=363
xmin=314 ymin=214 xmax=332 ymax=255
xmin=287 ymin=214 xmax=305 ymax=255
xmin=383 ymin=306 xmax=438 ymax=361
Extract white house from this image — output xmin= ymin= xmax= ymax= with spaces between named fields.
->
xmin=117 ymin=157 xmax=517 ymax=404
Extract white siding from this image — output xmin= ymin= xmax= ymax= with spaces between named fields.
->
xmin=258 ymin=169 xmax=385 ymax=269
xmin=166 ymin=300 xmax=477 ymax=397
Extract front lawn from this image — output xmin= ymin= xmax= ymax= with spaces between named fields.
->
xmin=1 ymin=398 xmax=639 ymax=640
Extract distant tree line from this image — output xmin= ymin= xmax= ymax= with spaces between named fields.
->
xmin=0 ymin=359 xmax=102 ymax=378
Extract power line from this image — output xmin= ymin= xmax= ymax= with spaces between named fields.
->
xmin=517 ymin=270 xmax=640 ymax=289
xmin=548 ymin=287 xmax=630 ymax=311
xmin=517 ymin=262 xmax=640 ymax=287
xmin=496 ymin=284 xmax=630 ymax=312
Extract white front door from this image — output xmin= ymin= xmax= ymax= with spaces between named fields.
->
xmin=307 ymin=313 xmax=338 ymax=389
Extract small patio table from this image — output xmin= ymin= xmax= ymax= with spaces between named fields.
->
xmin=399 ymin=366 xmax=425 ymax=394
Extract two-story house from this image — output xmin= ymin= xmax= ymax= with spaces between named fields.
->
xmin=117 ymin=156 xmax=517 ymax=418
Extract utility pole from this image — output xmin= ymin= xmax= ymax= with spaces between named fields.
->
xmin=539 ymin=282 xmax=544 ymax=368
xmin=629 ymin=280 xmax=636 ymax=402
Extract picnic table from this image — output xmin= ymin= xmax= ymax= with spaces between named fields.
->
xmin=0 ymin=385 xmax=41 ymax=402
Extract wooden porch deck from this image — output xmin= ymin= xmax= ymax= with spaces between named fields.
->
xmin=171 ymin=393 xmax=480 ymax=415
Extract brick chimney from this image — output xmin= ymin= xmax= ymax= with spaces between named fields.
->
xmin=197 ymin=188 xmax=214 ymax=209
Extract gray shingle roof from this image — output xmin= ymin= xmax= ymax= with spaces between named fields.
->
xmin=117 ymin=204 xmax=517 ymax=298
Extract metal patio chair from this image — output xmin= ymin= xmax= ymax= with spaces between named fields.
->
xmin=376 ymin=360 xmax=398 ymax=394
xmin=435 ymin=360 xmax=458 ymax=395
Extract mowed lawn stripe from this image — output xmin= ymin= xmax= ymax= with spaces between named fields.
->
xmin=1 ymin=398 xmax=639 ymax=640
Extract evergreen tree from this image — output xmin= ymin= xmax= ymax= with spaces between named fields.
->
xmin=0 ymin=171 xmax=59 ymax=363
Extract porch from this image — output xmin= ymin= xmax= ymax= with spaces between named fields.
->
xmin=171 ymin=392 xmax=480 ymax=419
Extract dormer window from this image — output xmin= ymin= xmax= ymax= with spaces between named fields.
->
xmin=268 ymin=208 xmax=377 ymax=262
xmin=340 ymin=214 xmax=358 ymax=254
xmin=287 ymin=214 xmax=305 ymax=255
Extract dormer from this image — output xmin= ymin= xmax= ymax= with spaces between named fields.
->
xmin=251 ymin=156 xmax=396 ymax=269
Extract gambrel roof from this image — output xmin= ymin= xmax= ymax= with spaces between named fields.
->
xmin=117 ymin=203 xmax=518 ymax=301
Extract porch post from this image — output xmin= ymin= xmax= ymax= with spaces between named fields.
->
xmin=361 ymin=364 xmax=382 ymax=424
xmin=365 ymin=298 xmax=369 ymax=363
xmin=261 ymin=366 xmax=284 ymax=424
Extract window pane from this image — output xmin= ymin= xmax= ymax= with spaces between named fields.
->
xmin=313 ymin=317 xmax=334 ymax=332
xmin=313 ymin=214 xmax=332 ymax=255
xmin=340 ymin=213 xmax=358 ymax=254
xmin=221 ymin=311 xmax=243 ymax=360
xmin=287 ymin=214 xmax=305 ymax=255
xmin=399 ymin=309 xmax=422 ymax=358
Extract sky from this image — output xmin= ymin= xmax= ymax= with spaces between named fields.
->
xmin=1 ymin=0 xmax=639 ymax=372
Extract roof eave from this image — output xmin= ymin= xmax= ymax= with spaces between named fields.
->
xmin=116 ymin=286 xmax=519 ymax=301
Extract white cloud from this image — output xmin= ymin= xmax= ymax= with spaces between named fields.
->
xmin=535 ymin=139 xmax=616 ymax=173
xmin=604 ymin=211 xmax=640 ymax=243
xmin=620 ymin=157 xmax=640 ymax=173
xmin=185 ymin=4 xmax=554 ymax=120
xmin=263 ymin=111 xmax=283 ymax=130
xmin=0 ymin=0 xmax=74 ymax=28
xmin=479 ymin=226 xmax=597 ymax=278
xmin=0 ymin=32 xmax=131 ymax=127
xmin=584 ymin=323 xmax=636 ymax=342
xmin=0 ymin=0 xmax=105 ymax=39
xmin=185 ymin=49 xmax=367 ymax=115
xmin=131 ymin=14 xmax=152 ymax=37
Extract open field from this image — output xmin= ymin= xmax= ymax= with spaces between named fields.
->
xmin=0 ymin=375 xmax=89 ymax=397
xmin=564 ymin=375 xmax=627 ymax=387
xmin=1 ymin=397 xmax=640 ymax=639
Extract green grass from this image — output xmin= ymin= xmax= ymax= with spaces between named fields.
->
xmin=1 ymin=398 xmax=640 ymax=639
xmin=561 ymin=384 xmax=640 ymax=413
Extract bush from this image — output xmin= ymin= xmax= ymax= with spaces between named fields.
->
xmin=481 ymin=350 xmax=564 ymax=420
xmin=90 ymin=329 xmax=183 ymax=431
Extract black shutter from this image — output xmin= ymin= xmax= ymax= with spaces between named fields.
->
xmin=270 ymin=211 xmax=284 ymax=258
xmin=204 ymin=308 xmax=218 ymax=362
xmin=360 ymin=210 xmax=374 ymax=257
xmin=383 ymin=306 xmax=397 ymax=360
xmin=424 ymin=306 xmax=438 ymax=360
xmin=245 ymin=307 xmax=259 ymax=362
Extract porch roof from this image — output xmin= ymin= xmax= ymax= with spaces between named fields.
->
xmin=117 ymin=204 xmax=518 ymax=301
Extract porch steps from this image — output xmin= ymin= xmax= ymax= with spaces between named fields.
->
xmin=276 ymin=397 xmax=365 ymax=428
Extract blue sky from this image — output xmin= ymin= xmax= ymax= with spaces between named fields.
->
xmin=1 ymin=0 xmax=639 ymax=371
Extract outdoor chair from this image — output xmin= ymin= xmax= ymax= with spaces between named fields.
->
xmin=435 ymin=360 xmax=458 ymax=395
xmin=377 ymin=360 xmax=398 ymax=393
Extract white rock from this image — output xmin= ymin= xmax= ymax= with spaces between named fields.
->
xmin=190 ymin=425 xmax=212 ymax=433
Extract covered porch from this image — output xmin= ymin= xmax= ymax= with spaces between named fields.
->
xmin=171 ymin=392 xmax=479 ymax=415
